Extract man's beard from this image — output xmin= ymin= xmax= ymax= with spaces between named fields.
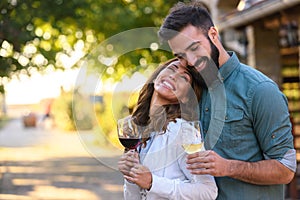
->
xmin=194 ymin=39 xmax=220 ymax=88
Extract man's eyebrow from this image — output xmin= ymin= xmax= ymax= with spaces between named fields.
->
xmin=184 ymin=41 xmax=200 ymax=51
xmin=173 ymin=41 xmax=201 ymax=58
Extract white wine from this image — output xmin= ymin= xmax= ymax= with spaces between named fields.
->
xmin=182 ymin=143 xmax=203 ymax=154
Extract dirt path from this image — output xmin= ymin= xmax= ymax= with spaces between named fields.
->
xmin=0 ymin=118 xmax=124 ymax=200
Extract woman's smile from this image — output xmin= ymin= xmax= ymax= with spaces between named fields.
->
xmin=160 ymin=79 xmax=175 ymax=91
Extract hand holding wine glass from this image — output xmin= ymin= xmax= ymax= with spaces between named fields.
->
xmin=180 ymin=120 xmax=204 ymax=182
xmin=117 ymin=116 xmax=142 ymax=182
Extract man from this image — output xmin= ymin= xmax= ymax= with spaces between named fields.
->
xmin=158 ymin=2 xmax=296 ymax=199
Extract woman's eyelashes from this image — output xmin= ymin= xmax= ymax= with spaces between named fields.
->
xmin=166 ymin=66 xmax=190 ymax=82
xmin=180 ymin=75 xmax=189 ymax=82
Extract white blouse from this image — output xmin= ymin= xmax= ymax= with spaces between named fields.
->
xmin=123 ymin=118 xmax=218 ymax=200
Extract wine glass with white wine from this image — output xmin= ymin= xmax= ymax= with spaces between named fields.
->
xmin=180 ymin=120 xmax=204 ymax=182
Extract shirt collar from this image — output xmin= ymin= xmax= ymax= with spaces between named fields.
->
xmin=219 ymin=51 xmax=240 ymax=81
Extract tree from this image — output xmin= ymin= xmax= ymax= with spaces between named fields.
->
xmin=0 ymin=0 xmax=180 ymax=83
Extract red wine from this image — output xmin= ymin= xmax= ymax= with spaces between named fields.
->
xmin=119 ymin=138 xmax=140 ymax=149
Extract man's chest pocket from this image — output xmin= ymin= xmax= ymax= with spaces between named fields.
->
xmin=214 ymin=108 xmax=249 ymax=148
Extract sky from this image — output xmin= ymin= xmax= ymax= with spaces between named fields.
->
xmin=5 ymin=69 xmax=79 ymax=105
xmin=4 ymin=68 xmax=148 ymax=105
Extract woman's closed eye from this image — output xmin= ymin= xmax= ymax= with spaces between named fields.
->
xmin=166 ymin=66 xmax=176 ymax=72
xmin=166 ymin=66 xmax=191 ymax=82
xmin=179 ymin=75 xmax=189 ymax=82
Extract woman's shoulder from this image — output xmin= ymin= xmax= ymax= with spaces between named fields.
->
xmin=169 ymin=118 xmax=186 ymax=125
xmin=166 ymin=118 xmax=186 ymax=133
xmin=175 ymin=118 xmax=188 ymax=123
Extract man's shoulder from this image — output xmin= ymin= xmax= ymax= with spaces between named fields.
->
xmin=238 ymin=63 xmax=275 ymax=85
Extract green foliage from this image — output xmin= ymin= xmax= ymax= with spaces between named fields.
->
xmin=51 ymin=90 xmax=76 ymax=131
xmin=72 ymin=90 xmax=95 ymax=130
xmin=0 ymin=0 xmax=185 ymax=142
xmin=94 ymin=93 xmax=117 ymax=141
xmin=0 ymin=0 xmax=179 ymax=81
xmin=0 ymin=115 xmax=9 ymax=129
xmin=52 ymin=89 xmax=95 ymax=131
xmin=94 ymin=91 xmax=138 ymax=147
xmin=51 ymin=87 xmax=138 ymax=142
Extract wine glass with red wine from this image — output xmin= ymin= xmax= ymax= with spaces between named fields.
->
xmin=117 ymin=116 xmax=141 ymax=150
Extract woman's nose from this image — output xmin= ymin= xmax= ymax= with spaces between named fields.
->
xmin=169 ymin=73 xmax=176 ymax=80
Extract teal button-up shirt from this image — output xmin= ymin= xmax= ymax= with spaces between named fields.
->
xmin=200 ymin=52 xmax=296 ymax=200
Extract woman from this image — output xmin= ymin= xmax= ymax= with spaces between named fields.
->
xmin=118 ymin=58 xmax=218 ymax=200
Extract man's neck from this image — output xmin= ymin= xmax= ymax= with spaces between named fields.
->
xmin=218 ymin=48 xmax=230 ymax=68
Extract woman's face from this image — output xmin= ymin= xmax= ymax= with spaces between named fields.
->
xmin=153 ymin=60 xmax=192 ymax=104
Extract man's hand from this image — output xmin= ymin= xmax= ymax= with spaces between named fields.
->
xmin=186 ymin=150 xmax=295 ymax=185
xmin=186 ymin=150 xmax=230 ymax=177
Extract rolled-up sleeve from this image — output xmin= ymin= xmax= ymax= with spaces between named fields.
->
xmin=251 ymin=81 xmax=296 ymax=172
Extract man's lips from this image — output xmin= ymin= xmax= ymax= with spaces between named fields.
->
xmin=194 ymin=57 xmax=208 ymax=72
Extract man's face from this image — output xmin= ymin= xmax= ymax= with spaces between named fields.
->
xmin=168 ymin=24 xmax=220 ymax=88
xmin=168 ymin=24 xmax=219 ymax=72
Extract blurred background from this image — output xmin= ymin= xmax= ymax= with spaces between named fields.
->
xmin=0 ymin=0 xmax=300 ymax=199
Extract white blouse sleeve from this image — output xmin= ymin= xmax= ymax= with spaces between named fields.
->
xmin=150 ymin=174 xmax=217 ymax=200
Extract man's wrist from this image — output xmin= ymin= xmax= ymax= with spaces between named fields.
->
xmin=227 ymin=159 xmax=248 ymax=178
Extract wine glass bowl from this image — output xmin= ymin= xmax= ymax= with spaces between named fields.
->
xmin=117 ymin=116 xmax=141 ymax=150
xmin=181 ymin=121 xmax=204 ymax=154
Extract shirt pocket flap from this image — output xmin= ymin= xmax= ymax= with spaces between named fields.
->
xmin=214 ymin=109 xmax=244 ymax=122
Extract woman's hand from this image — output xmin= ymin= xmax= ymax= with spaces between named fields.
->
xmin=124 ymin=164 xmax=153 ymax=190
xmin=118 ymin=150 xmax=140 ymax=177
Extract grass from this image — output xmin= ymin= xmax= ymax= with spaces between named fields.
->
xmin=0 ymin=115 xmax=10 ymax=129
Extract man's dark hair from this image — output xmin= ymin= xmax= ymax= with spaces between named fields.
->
xmin=158 ymin=1 xmax=214 ymax=42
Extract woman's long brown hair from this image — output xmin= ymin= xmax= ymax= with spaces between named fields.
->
xmin=132 ymin=58 xmax=203 ymax=146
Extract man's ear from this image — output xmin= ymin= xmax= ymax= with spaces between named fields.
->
xmin=208 ymin=26 xmax=218 ymax=44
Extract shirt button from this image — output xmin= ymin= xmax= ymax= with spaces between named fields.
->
xmin=271 ymin=134 xmax=275 ymax=139
xmin=205 ymin=108 xmax=209 ymax=112
xmin=225 ymin=116 xmax=228 ymax=120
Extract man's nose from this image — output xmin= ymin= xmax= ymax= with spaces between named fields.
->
xmin=186 ymin=53 xmax=197 ymax=67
